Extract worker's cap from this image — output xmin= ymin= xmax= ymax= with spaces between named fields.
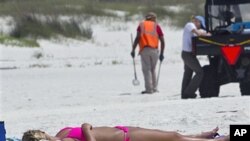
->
xmin=195 ymin=16 xmax=206 ymax=29
xmin=145 ymin=12 xmax=157 ymax=20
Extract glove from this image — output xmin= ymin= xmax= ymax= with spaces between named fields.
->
xmin=159 ymin=54 xmax=164 ymax=62
xmin=131 ymin=51 xmax=135 ymax=58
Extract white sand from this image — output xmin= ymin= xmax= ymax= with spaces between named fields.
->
xmin=0 ymin=18 xmax=250 ymax=138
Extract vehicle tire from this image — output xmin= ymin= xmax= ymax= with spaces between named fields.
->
xmin=240 ymin=81 xmax=250 ymax=96
xmin=199 ymin=65 xmax=220 ymax=98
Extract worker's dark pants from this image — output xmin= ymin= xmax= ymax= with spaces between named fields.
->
xmin=181 ymin=51 xmax=204 ymax=96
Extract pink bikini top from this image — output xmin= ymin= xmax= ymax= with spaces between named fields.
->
xmin=59 ymin=127 xmax=86 ymax=141
xmin=59 ymin=126 xmax=129 ymax=141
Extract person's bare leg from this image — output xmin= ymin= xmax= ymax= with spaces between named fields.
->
xmin=179 ymin=135 xmax=229 ymax=141
xmin=185 ymin=127 xmax=219 ymax=139
xmin=128 ymin=127 xmax=229 ymax=141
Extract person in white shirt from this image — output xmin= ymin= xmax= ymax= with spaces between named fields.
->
xmin=181 ymin=16 xmax=211 ymax=99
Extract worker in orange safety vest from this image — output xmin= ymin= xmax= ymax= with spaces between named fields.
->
xmin=131 ymin=12 xmax=165 ymax=94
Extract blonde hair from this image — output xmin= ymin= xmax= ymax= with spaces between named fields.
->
xmin=22 ymin=130 xmax=47 ymax=141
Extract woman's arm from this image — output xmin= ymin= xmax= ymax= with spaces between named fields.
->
xmin=81 ymin=123 xmax=97 ymax=141
xmin=192 ymin=29 xmax=211 ymax=36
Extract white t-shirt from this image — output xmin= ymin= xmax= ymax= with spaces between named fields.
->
xmin=182 ymin=22 xmax=196 ymax=52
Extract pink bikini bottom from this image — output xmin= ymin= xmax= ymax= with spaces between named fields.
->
xmin=115 ymin=126 xmax=130 ymax=141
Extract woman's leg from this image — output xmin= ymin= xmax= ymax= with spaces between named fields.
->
xmin=128 ymin=127 xmax=229 ymax=141
xmin=181 ymin=64 xmax=194 ymax=98
xmin=185 ymin=127 xmax=219 ymax=139
xmin=177 ymin=136 xmax=229 ymax=141
xmin=181 ymin=51 xmax=204 ymax=96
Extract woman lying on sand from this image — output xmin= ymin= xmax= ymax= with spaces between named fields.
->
xmin=22 ymin=123 xmax=229 ymax=141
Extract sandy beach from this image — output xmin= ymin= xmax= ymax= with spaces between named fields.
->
xmin=1 ymin=19 xmax=250 ymax=138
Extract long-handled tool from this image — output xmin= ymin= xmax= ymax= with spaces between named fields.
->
xmin=131 ymin=33 xmax=140 ymax=86
xmin=132 ymin=58 xmax=140 ymax=86
xmin=155 ymin=61 xmax=162 ymax=90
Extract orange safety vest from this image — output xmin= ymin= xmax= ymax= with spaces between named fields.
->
xmin=139 ymin=20 xmax=159 ymax=52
